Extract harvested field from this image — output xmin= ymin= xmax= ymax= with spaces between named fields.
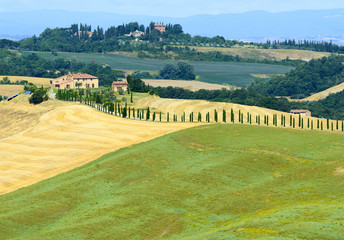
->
xmin=142 ymin=79 xmax=239 ymax=91
xmin=192 ymin=46 xmax=331 ymax=61
xmin=0 ymin=85 xmax=24 ymax=96
xmin=136 ymin=96 xmax=341 ymax=129
xmin=0 ymin=76 xmax=51 ymax=87
xmin=0 ymin=99 xmax=196 ymax=195
xmin=298 ymin=82 xmax=344 ymax=101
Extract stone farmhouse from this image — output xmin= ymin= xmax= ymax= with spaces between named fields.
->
xmin=112 ymin=80 xmax=128 ymax=92
xmin=50 ymin=73 xmax=99 ymax=89
xmin=130 ymin=30 xmax=145 ymax=38
xmin=154 ymin=24 xmax=166 ymax=33
xmin=290 ymin=109 xmax=312 ymax=117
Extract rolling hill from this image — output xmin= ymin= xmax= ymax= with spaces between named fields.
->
xmin=0 ymin=97 xmax=194 ymax=195
xmin=1 ymin=123 xmax=344 ymax=239
xmin=1 ymin=9 xmax=344 ymax=43
xmin=30 ymin=51 xmax=292 ymax=87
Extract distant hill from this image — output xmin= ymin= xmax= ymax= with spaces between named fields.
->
xmin=1 ymin=9 xmax=344 ymax=42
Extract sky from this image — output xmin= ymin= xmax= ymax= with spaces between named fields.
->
xmin=1 ymin=0 xmax=344 ymax=17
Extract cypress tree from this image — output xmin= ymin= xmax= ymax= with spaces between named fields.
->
xmin=133 ymin=108 xmax=135 ymax=118
xmin=146 ymin=107 xmax=150 ymax=120
xmin=256 ymin=116 xmax=258 ymax=124
xmin=130 ymin=91 xmax=133 ymax=103
xmin=249 ymin=114 xmax=252 ymax=124
xmin=281 ymin=115 xmax=284 ymax=126
xmin=327 ymin=118 xmax=329 ymax=129
xmin=311 ymin=120 xmax=313 ymax=130
xmin=301 ymin=118 xmax=304 ymax=129
xmin=297 ymin=114 xmax=300 ymax=128
xmin=331 ymin=122 xmax=333 ymax=131
xmin=241 ymin=113 xmax=244 ymax=124
xmin=342 ymin=121 xmax=344 ymax=132
xmin=336 ymin=120 xmax=339 ymax=130
xmin=160 ymin=112 xmax=162 ymax=122
xmin=198 ymin=112 xmax=201 ymax=122
xmin=290 ymin=115 xmax=292 ymax=127
xmin=264 ymin=115 xmax=266 ymax=125
xmin=321 ymin=121 xmax=323 ymax=130
xmin=293 ymin=118 xmax=295 ymax=128
xmin=167 ymin=112 xmax=170 ymax=122
xmin=317 ymin=119 xmax=319 ymax=129
xmin=239 ymin=110 xmax=241 ymax=123
xmin=258 ymin=115 xmax=260 ymax=125
xmin=266 ymin=115 xmax=269 ymax=126
xmin=231 ymin=109 xmax=234 ymax=123
xmin=247 ymin=112 xmax=249 ymax=123
xmin=283 ymin=116 xmax=286 ymax=127
xmin=128 ymin=107 xmax=131 ymax=118
xmin=214 ymin=109 xmax=218 ymax=122
xmin=307 ymin=118 xmax=310 ymax=128
xmin=223 ymin=109 xmax=226 ymax=123
xmin=153 ymin=112 xmax=156 ymax=121
xmin=183 ymin=112 xmax=186 ymax=122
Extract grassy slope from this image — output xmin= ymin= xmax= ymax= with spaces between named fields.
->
xmin=26 ymin=51 xmax=292 ymax=87
xmin=1 ymin=124 xmax=344 ymax=239
xmin=191 ymin=46 xmax=331 ymax=61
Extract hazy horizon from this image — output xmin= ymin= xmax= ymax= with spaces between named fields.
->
xmin=1 ymin=0 xmax=344 ymax=17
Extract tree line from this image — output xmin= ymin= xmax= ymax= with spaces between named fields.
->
xmin=249 ymin=55 xmax=344 ymax=98
xmin=0 ymin=53 xmax=124 ymax=86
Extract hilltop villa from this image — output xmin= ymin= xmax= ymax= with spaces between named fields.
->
xmin=154 ymin=24 xmax=166 ymax=32
xmin=50 ymin=73 xmax=99 ymax=89
xmin=290 ymin=109 xmax=312 ymax=117
xmin=112 ymin=80 xmax=128 ymax=91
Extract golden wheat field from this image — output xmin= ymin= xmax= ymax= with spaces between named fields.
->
xmin=136 ymin=95 xmax=341 ymax=129
xmin=0 ymin=96 xmax=196 ymax=195
xmin=191 ymin=46 xmax=331 ymax=61
xmin=142 ymin=79 xmax=238 ymax=91
xmin=0 ymin=76 xmax=51 ymax=87
xmin=298 ymin=82 xmax=344 ymax=101
xmin=0 ymin=85 xmax=24 ymax=96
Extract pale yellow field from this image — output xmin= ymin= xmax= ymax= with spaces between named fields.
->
xmin=136 ymin=96 xmax=340 ymax=128
xmin=0 ymin=76 xmax=51 ymax=87
xmin=142 ymin=79 xmax=238 ymax=91
xmin=298 ymin=82 xmax=344 ymax=101
xmin=0 ymin=85 xmax=24 ymax=96
xmin=0 ymin=98 xmax=196 ymax=195
xmin=191 ymin=46 xmax=331 ymax=61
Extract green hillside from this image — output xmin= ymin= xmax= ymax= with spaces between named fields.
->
xmin=1 ymin=124 xmax=344 ymax=239
xmin=27 ymin=51 xmax=292 ymax=87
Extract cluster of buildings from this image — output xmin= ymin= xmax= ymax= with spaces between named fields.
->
xmin=50 ymin=73 xmax=127 ymax=92
xmin=126 ymin=24 xmax=166 ymax=38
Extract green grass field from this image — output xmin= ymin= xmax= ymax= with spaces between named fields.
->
xmin=27 ymin=51 xmax=292 ymax=87
xmin=1 ymin=124 xmax=344 ymax=239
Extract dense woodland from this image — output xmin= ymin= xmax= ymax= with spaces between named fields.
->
xmin=0 ymin=53 xmax=124 ymax=86
xmin=249 ymin=55 xmax=344 ymax=98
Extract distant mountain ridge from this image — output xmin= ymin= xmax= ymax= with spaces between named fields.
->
xmin=1 ymin=9 xmax=344 ymax=43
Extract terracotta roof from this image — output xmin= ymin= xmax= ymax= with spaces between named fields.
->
xmin=55 ymin=73 xmax=98 ymax=80
xmin=290 ymin=109 xmax=310 ymax=113
xmin=69 ymin=73 xmax=98 ymax=79
xmin=112 ymin=80 xmax=127 ymax=86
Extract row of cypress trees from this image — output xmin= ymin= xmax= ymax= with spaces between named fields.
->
xmin=58 ymin=92 xmax=344 ymax=132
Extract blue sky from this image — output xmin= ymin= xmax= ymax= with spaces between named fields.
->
xmin=1 ymin=0 xmax=344 ymax=17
